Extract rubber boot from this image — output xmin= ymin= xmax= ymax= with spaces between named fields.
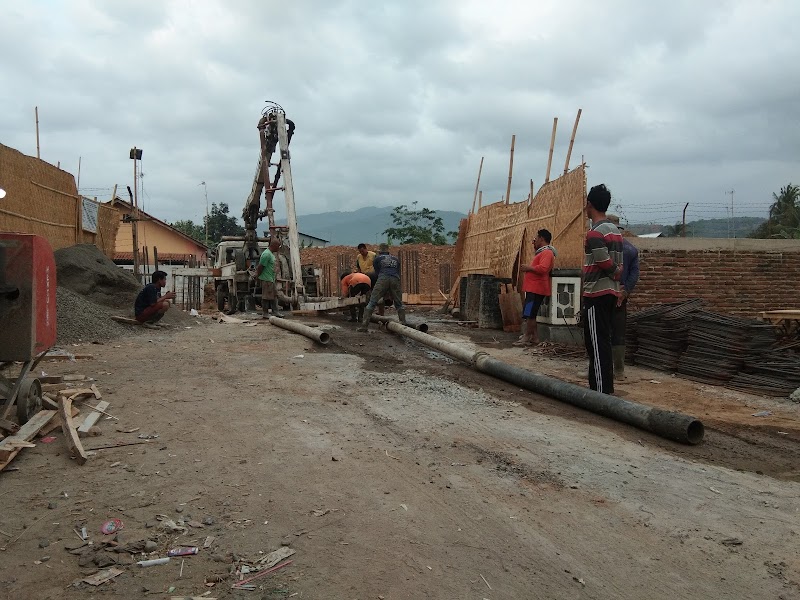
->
xmin=271 ymin=300 xmax=285 ymax=318
xmin=357 ymin=307 xmax=374 ymax=332
xmin=612 ymin=346 xmax=626 ymax=380
xmin=396 ymin=307 xmax=408 ymax=326
xmin=357 ymin=305 xmax=364 ymax=322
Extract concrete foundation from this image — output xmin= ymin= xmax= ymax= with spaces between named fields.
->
xmin=538 ymin=323 xmax=583 ymax=345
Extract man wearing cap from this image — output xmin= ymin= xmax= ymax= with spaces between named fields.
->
xmin=358 ymin=243 xmax=406 ymax=332
xmin=607 ymin=215 xmax=640 ymax=380
xmin=515 ymin=229 xmax=557 ymax=346
xmin=582 ymin=184 xmax=624 ymax=394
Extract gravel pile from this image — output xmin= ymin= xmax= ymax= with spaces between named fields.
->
xmin=54 ymin=244 xmax=140 ymax=308
xmin=56 ymin=286 xmax=140 ymax=344
xmin=363 ymin=370 xmax=496 ymax=408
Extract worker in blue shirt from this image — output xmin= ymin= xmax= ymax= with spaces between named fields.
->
xmin=357 ymin=243 xmax=406 ymax=332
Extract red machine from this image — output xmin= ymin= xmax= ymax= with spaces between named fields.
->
xmin=0 ymin=233 xmax=57 ymax=424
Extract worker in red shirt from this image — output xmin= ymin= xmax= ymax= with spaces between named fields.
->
xmin=514 ymin=229 xmax=557 ymax=346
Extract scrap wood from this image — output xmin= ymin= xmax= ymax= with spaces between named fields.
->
xmin=77 ymin=401 xmax=116 ymax=430
xmin=86 ymin=439 xmax=151 ymax=451
xmin=59 ymin=397 xmax=88 ymax=465
xmin=0 ymin=440 xmax=36 ymax=461
xmin=61 ymin=388 xmax=95 ymax=400
xmin=90 ymin=384 xmax=102 ymax=400
xmin=110 ymin=315 xmax=137 ymax=324
xmin=39 ymin=405 xmax=80 ymax=437
xmin=79 ymin=567 xmax=124 ymax=586
xmin=0 ymin=410 xmax=56 ymax=469
xmin=217 ymin=313 xmax=250 ymax=324
xmin=255 ymin=546 xmax=295 ymax=567
xmin=233 ymin=560 xmax=293 ymax=588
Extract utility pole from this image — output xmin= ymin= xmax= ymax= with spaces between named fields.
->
xmin=129 ymin=147 xmax=143 ymax=278
xmin=199 ymin=181 xmax=209 ymax=246
xmin=682 ymin=202 xmax=689 ymax=237
xmin=34 ymin=106 xmax=40 ymax=159
xmin=726 ymin=189 xmax=736 ymax=239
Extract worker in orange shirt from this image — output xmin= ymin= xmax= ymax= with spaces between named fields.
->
xmin=340 ymin=271 xmax=372 ymax=323
xmin=515 ymin=229 xmax=557 ymax=346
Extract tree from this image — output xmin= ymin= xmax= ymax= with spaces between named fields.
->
xmin=204 ymin=203 xmax=245 ymax=246
xmin=661 ymin=221 xmax=684 ymax=237
xmin=171 ymin=219 xmax=205 ymax=243
xmin=751 ymin=184 xmax=800 ymax=239
xmin=383 ymin=202 xmax=451 ymax=245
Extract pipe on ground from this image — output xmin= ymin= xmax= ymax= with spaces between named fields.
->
xmin=269 ymin=316 xmax=330 ymax=345
xmin=370 ymin=314 xmax=428 ymax=333
xmin=379 ymin=321 xmax=704 ymax=445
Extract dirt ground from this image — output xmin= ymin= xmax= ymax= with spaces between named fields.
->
xmin=1 ymin=307 xmax=799 ymax=599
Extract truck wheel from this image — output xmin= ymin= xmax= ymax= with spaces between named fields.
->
xmin=216 ymin=285 xmax=227 ymax=312
xmin=235 ymin=250 xmax=247 ymax=271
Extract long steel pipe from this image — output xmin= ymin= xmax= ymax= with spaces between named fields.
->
xmin=370 ymin=314 xmax=428 ymax=333
xmin=378 ymin=321 xmax=704 ymax=445
xmin=269 ymin=317 xmax=330 ymax=345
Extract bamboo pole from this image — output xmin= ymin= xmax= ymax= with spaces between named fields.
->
xmin=529 ymin=179 xmax=534 ymax=205
xmin=563 ymin=108 xmax=582 ymax=175
xmin=505 ymin=135 xmax=515 ymax=205
xmin=545 ymin=118 xmax=558 ymax=183
xmin=478 ymin=190 xmax=482 ymax=210
xmin=470 ymin=157 xmax=484 ymax=214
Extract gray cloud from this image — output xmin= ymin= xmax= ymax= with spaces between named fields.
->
xmin=1 ymin=0 xmax=796 ymax=228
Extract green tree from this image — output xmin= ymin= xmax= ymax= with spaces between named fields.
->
xmin=751 ymin=184 xmax=800 ymax=239
xmin=661 ymin=221 xmax=684 ymax=237
xmin=205 ymin=203 xmax=245 ymax=246
xmin=383 ymin=202 xmax=451 ymax=245
xmin=171 ymin=219 xmax=205 ymax=243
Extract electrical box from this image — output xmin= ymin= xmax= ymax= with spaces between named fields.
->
xmin=0 ymin=234 xmax=57 ymax=361
xmin=537 ymin=276 xmax=581 ymax=326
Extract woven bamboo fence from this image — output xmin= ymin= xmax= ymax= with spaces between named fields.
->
xmin=455 ymin=165 xmax=587 ymax=286
xmin=0 ymin=143 xmax=119 ymax=257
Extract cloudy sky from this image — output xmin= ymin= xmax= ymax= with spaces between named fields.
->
xmin=1 ymin=0 xmax=798 ymax=227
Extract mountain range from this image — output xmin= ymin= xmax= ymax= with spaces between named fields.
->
xmin=273 ymin=208 xmax=767 ymax=245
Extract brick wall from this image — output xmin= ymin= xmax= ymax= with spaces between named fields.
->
xmin=300 ymin=244 xmax=455 ymax=297
xmin=627 ymin=239 xmax=800 ymax=317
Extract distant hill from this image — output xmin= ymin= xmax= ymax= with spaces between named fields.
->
xmin=274 ymin=206 xmax=467 ymax=246
xmin=628 ymin=216 xmax=766 ymax=238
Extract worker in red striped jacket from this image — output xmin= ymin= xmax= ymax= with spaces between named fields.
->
xmin=582 ymin=184 xmax=624 ymax=394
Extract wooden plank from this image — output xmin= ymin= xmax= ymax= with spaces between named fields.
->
xmin=90 ymin=384 xmax=102 ymax=401
xmin=38 ymin=405 xmax=80 ymax=437
xmin=111 ymin=315 xmax=141 ymax=325
xmin=63 ymin=388 xmax=95 ymax=400
xmin=77 ymin=400 xmax=110 ymax=433
xmin=59 ymin=398 xmax=87 ymax=465
xmin=0 ymin=410 xmax=57 ymax=469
